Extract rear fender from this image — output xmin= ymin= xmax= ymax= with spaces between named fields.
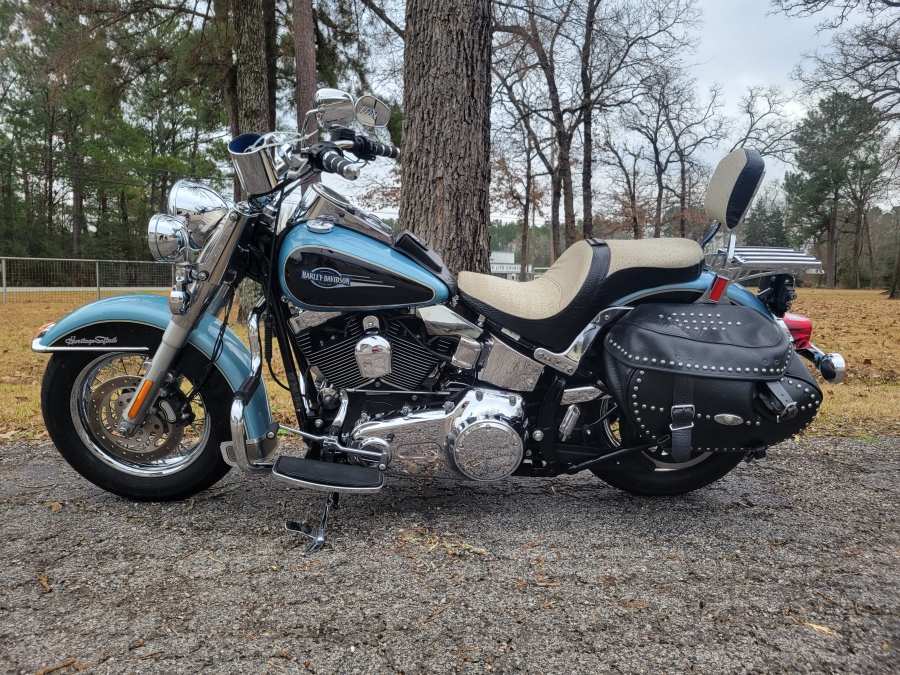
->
xmin=33 ymin=294 xmax=274 ymax=441
xmin=613 ymin=270 xmax=774 ymax=318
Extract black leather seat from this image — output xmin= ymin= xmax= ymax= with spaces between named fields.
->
xmin=458 ymin=238 xmax=705 ymax=352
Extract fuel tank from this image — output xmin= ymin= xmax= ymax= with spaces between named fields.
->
xmin=279 ymin=221 xmax=450 ymax=310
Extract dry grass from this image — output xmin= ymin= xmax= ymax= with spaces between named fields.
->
xmin=1 ymin=289 xmax=897 ymax=443
xmin=791 ymin=289 xmax=900 ymax=438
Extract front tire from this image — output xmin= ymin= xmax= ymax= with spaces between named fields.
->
xmin=42 ymin=345 xmax=233 ymax=501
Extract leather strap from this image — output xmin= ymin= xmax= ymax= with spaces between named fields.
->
xmin=670 ymin=375 xmax=694 ymax=462
xmin=763 ymin=380 xmax=798 ymax=421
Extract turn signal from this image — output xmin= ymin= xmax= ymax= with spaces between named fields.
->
xmin=783 ymin=312 xmax=812 ymax=350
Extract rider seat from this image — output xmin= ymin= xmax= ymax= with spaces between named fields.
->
xmin=458 ymin=238 xmax=704 ymax=352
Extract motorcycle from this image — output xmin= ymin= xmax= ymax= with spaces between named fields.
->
xmin=32 ymin=88 xmax=846 ymax=553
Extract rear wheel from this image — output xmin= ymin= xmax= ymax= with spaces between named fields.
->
xmin=42 ymin=345 xmax=232 ymax=501
xmin=588 ymin=396 xmax=745 ymax=496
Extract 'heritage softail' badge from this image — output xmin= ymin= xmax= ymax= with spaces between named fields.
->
xmin=64 ymin=335 xmax=119 ymax=346
xmin=301 ymin=268 xmax=352 ymax=288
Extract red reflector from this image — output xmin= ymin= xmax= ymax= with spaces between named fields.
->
xmin=783 ymin=312 xmax=812 ymax=350
xmin=708 ymin=275 xmax=729 ymax=302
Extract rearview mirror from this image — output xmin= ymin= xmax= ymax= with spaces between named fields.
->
xmin=315 ymin=88 xmax=355 ymax=129
xmin=355 ymin=95 xmax=391 ymax=128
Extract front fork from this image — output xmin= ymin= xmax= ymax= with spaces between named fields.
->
xmin=116 ymin=208 xmax=254 ymax=436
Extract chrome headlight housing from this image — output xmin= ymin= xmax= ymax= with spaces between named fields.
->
xmin=167 ymin=179 xmax=231 ymax=248
xmin=148 ymin=214 xmax=191 ymax=262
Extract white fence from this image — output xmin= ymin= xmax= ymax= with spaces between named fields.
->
xmin=0 ymin=257 xmax=174 ymax=304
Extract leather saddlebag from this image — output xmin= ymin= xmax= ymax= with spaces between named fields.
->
xmin=602 ymin=303 xmax=821 ymax=460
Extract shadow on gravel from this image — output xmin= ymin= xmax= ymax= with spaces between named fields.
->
xmin=1 ymin=438 xmax=898 ymax=674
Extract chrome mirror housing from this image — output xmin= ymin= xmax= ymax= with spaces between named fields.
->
xmin=167 ymin=180 xmax=231 ymax=248
xmin=315 ymin=88 xmax=355 ymax=129
xmin=148 ymin=213 xmax=190 ymax=262
xmin=355 ymin=95 xmax=391 ymax=128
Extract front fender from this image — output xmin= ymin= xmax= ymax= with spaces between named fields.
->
xmin=34 ymin=294 xmax=274 ymax=441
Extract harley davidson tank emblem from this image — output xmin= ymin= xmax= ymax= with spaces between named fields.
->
xmin=301 ymin=268 xmax=352 ymax=288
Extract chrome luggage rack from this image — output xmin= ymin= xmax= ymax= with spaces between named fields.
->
xmin=705 ymin=246 xmax=824 ymax=283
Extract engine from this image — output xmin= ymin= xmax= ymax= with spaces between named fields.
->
xmin=290 ymin=310 xmax=529 ymax=481
xmin=290 ymin=311 xmax=456 ymax=391
xmin=351 ymin=388 xmax=526 ymax=481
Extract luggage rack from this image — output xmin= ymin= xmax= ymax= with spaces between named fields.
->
xmin=705 ymin=246 xmax=824 ymax=283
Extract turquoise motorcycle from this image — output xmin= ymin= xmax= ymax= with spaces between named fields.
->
xmin=32 ymin=88 xmax=844 ymax=552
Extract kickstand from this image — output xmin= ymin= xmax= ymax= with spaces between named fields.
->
xmin=285 ymin=491 xmax=339 ymax=554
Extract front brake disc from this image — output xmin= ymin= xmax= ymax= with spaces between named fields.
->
xmin=86 ymin=375 xmax=184 ymax=462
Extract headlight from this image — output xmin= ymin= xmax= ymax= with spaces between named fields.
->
xmin=167 ymin=179 xmax=231 ymax=248
xmin=148 ymin=213 xmax=190 ymax=262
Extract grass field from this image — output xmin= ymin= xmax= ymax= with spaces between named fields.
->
xmin=1 ymin=289 xmax=898 ymax=442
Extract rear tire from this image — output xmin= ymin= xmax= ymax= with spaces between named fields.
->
xmin=42 ymin=342 xmax=232 ymax=502
xmin=585 ymin=396 xmax=745 ymax=496
xmin=590 ymin=452 xmax=746 ymax=496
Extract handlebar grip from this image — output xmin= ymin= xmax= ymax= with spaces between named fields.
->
xmin=367 ymin=140 xmax=400 ymax=159
xmin=320 ymin=150 xmax=359 ymax=180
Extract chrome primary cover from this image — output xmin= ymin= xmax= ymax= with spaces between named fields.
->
xmin=351 ymin=389 xmax=525 ymax=481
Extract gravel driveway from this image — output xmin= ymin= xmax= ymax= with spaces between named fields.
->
xmin=1 ymin=438 xmax=898 ymax=675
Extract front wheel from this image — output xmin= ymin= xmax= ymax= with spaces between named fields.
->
xmin=587 ymin=397 xmax=745 ymax=496
xmin=42 ymin=346 xmax=233 ymax=501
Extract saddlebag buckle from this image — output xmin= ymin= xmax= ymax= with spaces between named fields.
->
xmin=669 ymin=404 xmax=695 ymax=431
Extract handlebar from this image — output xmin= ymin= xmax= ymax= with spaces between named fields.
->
xmin=353 ymin=137 xmax=400 ymax=160
xmin=317 ymin=147 xmax=359 ymax=180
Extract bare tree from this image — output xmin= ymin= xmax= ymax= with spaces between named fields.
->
xmin=600 ymin=127 xmax=647 ymax=239
xmin=661 ymin=78 xmax=726 ymax=238
xmin=494 ymin=0 xmax=700 ymax=249
xmin=728 ymin=85 xmax=795 ymax=160
xmin=776 ymin=0 xmax=900 ymax=120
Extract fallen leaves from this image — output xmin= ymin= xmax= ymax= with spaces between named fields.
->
xmin=424 ymin=600 xmax=454 ymax=623
xmin=35 ymin=658 xmax=76 ymax=675
xmin=790 ymin=614 xmax=837 ymax=636
xmin=38 ymin=573 xmax=51 ymax=594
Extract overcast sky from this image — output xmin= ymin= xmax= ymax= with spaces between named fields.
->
xmin=692 ymin=0 xmax=849 ymax=181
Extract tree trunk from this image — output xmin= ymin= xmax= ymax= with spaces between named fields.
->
xmin=23 ymin=167 xmax=32 ymax=229
xmin=520 ymin=148 xmax=532 ymax=282
xmin=550 ymin=170 xmax=562 ymax=262
xmin=580 ymin=0 xmax=597 ymax=240
xmin=559 ymin=136 xmax=577 ymax=248
xmin=72 ymin=153 xmax=83 ymax=258
xmin=119 ymin=190 xmax=127 ymax=229
xmin=399 ymin=0 xmax=492 ymax=276
xmin=890 ymin=211 xmax=900 ymax=299
xmin=234 ymin=0 xmax=271 ymax=136
xmin=864 ymin=210 xmax=875 ymax=289
xmin=293 ymin=0 xmax=317 ymax=129
xmin=264 ymin=0 xmax=277 ymax=131
xmin=582 ymin=111 xmax=593 ymax=239
xmin=826 ymin=189 xmax=839 ymax=288
xmin=851 ymin=204 xmax=863 ymax=289
xmin=45 ymin=119 xmax=54 ymax=233
xmin=679 ymin=155 xmax=687 ymax=238
xmin=654 ymin=165 xmax=664 ymax=238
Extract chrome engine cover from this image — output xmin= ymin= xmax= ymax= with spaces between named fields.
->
xmin=351 ymin=388 xmax=525 ymax=481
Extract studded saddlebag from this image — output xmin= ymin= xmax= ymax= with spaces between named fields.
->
xmin=602 ymin=303 xmax=822 ymax=460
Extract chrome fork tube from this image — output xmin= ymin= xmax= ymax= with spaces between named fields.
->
xmin=231 ymin=300 xmax=271 ymax=474
xmin=117 ymin=207 xmax=253 ymax=436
